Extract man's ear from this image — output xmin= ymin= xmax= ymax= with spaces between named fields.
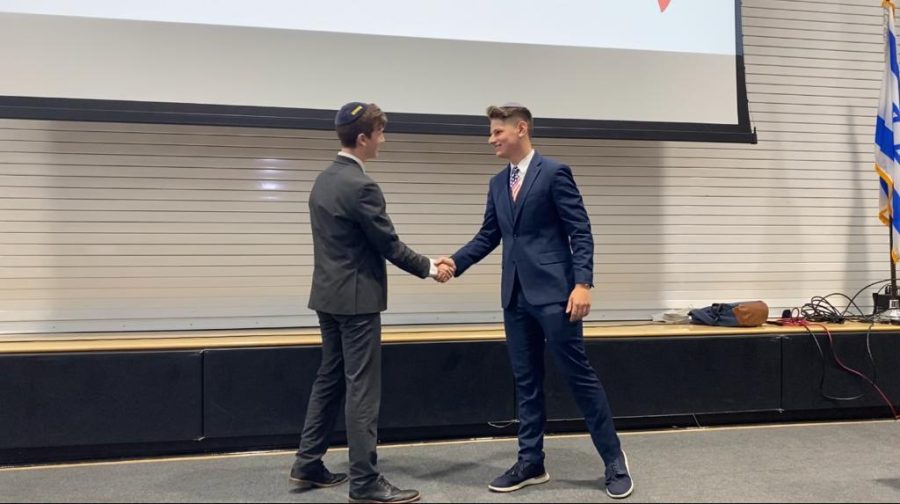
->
xmin=517 ymin=120 xmax=528 ymax=138
xmin=356 ymin=133 xmax=367 ymax=147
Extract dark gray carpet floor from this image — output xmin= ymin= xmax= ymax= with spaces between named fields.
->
xmin=2 ymin=420 xmax=899 ymax=502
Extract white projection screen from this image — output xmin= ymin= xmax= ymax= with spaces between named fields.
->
xmin=0 ymin=0 xmax=754 ymax=142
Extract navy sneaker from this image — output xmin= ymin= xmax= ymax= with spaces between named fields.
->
xmin=605 ymin=451 xmax=634 ymax=499
xmin=488 ymin=460 xmax=550 ymax=492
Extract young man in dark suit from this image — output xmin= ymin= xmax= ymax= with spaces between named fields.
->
xmin=289 ymin=102 xmax=451 ymax=504
xmin=447 ymin=103 xmax=634 ymax=499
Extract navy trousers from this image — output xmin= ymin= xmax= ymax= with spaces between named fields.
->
xmin=503 ymin=280 xmax=622 ymax=466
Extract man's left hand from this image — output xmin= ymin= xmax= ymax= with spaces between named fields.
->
xmin=566 ymin=284 xmax=592 ymax=322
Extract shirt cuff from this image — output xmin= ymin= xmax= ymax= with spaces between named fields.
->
xmin=428 ymin=258 xmax=438 ymax=278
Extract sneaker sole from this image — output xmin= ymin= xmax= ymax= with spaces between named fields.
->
xmin=347 ymin=494 xmax=421 ymax=504
xmin=289 ymin=475 xmax=349 ymax=489
xmin=488 ymin=472 xmax=550 ymax=493
xmin=606 ymin=451 xmax=634 ymax=499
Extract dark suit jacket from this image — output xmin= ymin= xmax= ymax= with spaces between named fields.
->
xmin=308 ymin=155 xmax=431 ymax=315
xmin=452 ymin=151 xmax=593 ymax=308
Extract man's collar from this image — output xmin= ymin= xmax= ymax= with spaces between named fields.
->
xmin=337 ymin=151 xmax=366 ymax=172
xmin=511 ymin=149 xmax=536 ymax=171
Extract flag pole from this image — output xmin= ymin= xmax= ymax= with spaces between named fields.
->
xmin=891 ymin=223 xmax=898 ymax=297
xmin=881 ymin=217 xmax=900 ymax=324
xmin=881 ymin=0 xmax=900 ymax=314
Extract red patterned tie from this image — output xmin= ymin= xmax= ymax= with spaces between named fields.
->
xmin=510 ymin=166 xmax=522 ymax=201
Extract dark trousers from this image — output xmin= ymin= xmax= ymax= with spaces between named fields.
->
xmin=295 ymin=311 xmax=382 ymax=491
xmin=503 ymin=280 xmax=622 ymax=466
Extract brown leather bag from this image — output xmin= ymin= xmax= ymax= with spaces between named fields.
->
xmin=732 ymin=301 xmax=769 ymax=327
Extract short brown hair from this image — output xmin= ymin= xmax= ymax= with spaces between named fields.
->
xmin=487 ymin=104 xmax=533 ymax=137
xmin=336 ymin=103 xmax=388 ymax=147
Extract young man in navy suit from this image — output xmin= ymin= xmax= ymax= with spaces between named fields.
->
xmin=446 ymin=103 xmax=634 ymax=499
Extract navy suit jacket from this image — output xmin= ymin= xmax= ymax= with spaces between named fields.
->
xmin=452 ymin=151 xmax=594 ymax=308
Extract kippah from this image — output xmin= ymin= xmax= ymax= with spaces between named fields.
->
xmin=335 ymin=102 xmax=368 ymax=126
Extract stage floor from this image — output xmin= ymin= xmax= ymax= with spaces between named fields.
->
xmin=0 ymin=321 xmax=894 ymax=354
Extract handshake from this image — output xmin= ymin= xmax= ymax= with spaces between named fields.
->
xmin=432 ymin=257 xmax=456 ymax=283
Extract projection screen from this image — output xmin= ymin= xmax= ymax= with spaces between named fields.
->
xmin=0 ymin=0 xmax=754 ymax=142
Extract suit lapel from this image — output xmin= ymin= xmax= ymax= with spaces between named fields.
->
xmin=513 ymin=152 xmax=543 ymax=226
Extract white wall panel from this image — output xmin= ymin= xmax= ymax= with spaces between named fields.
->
xmin=0 ymin=0 xmax=889 ymax=334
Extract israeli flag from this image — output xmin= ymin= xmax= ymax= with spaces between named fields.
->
xmin=876 ymin=2 xmax=900 ymax=263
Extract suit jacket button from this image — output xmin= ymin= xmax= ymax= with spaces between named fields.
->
xmin=513 ymin=233 xmax=518 ymax=238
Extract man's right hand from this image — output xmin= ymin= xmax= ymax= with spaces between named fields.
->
xmin=434 ymin=257 xmax=456 ymax=283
